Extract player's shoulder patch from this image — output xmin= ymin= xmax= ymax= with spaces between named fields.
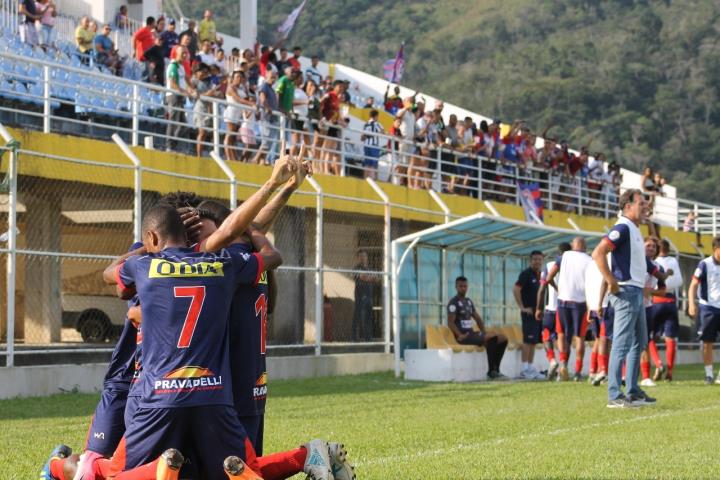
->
xmin=608 ymin=229 xmax=621 ymax=241
xmin=448 ymin=304 xmax=457 ymax=313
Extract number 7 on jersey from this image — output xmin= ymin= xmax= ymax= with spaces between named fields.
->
xmin=175 ymin=286 xmax=206 ymax=348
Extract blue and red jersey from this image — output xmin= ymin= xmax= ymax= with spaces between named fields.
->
xmin=226 ymin=243 xmax=269 ymax=416
xmin=116 ymin=246 xmax=263 ymax=408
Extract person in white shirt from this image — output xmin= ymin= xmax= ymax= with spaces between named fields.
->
xmin=585 ymin=259 xmax=605 ymax=384
xmin=639 ymin=237 xmax=668 ymax=388
xmin=650 ymin=239 xmax=683 ymax=381
xmin=545 ymin=237 xmax=592 ymax=381
xmin=361 ymin=109 xmax=384 ymax=179
xmin=395 ymin=97 xmax=416 ymax=187
xmin=198 ymin=39 xmax=216 ymax=66
xmin=290 ymin=72 xmax=310 ymax=155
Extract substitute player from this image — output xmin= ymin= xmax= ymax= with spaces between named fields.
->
xmin=545 ymin=237 xmax=592 ymax=381
xmin=651 ymin=239 xmax=683 ymax=381
xmin=688 ymin=235 xmax=720 ymax=385
xmin=585 ymin=257 xmax=605 ymax=384
xmin=535 ymin=242 xmax=571 ymax=380
xmin=513 ymin=250 xmax=545 ymax=380
xmin=640 ymin=236 xmax=666 ymax=388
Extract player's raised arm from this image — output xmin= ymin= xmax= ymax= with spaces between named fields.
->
xmin=203 ymin=145 xmax=299 ymax=252
xmin=102 ymin=245 xmax=146 ymax=285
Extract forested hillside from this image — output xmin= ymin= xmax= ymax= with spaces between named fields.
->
xmin=177 ymin=0 xmax=720 ymax=203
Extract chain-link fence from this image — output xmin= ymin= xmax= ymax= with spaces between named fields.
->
xmin=0 ymin=127 xmax=459 ymax=366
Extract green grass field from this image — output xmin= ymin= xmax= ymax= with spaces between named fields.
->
xmin=2 ymin=364 xmax=719 ymax=479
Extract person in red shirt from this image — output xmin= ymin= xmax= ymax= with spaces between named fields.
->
xmin=132 ymin=16 xmax=156 ymax=61
xmin=259 ymin=45 xmax=279 ymax=77
xmin=319 ymin=80 xmax=346 ymax=175
xmin=170 ymin=33 xmax=193 ymax=78
xmin=288 ymin=46 xmax=301 ymax=71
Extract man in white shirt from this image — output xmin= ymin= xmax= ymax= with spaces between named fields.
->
xmin=651 ymin=239 xmax=683 ymax=381
xmin=198 ymin=39 xmax=216 ymax=66
xmin=545 ymin=237 xmax=592 ymax=381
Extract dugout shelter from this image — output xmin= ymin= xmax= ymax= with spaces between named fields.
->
xmin=391 ymin=213 xmax=604 ymax=376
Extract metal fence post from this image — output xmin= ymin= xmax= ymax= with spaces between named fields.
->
xmin=0 ymin=124 xmax=18 ymax=367
xmin=210 ymin=151 xmax=237 ymax=208
xmin=42 ymin=65 xmax=51 ymax=133
xmin=306 ymin=176 xmax=324 ymax=355
xmin=339 ymin=135 xmax=346 ymax=177
xmin=212 ymin=101 xmax=220 ymax=158
xmin=131 ymin=84 xmax=139 ymax=147
xmin=429 ymin=188 xmax=451 ymax=325
xmin=366 ymin=178 xmax=391 ymax=354
xmin=714 ymin=208 xmax=718 ymax=237
xmin=112 ymin=134 xmax=142 ymax=242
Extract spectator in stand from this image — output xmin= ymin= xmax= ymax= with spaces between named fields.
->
xmin=143 ymin=35 xmax=166 ymax=84
xmin=587 ymin=152 xmax=605 ymax=212
xmin=289 ymin=46 xmax=302 ymax=71
xmin=259 ymin=44 xmax=279 ymax=77
xmin=94 ymin=24 xmax=122 ymax=75
xmin=276 ymin=67 xmax=297 ymax=147
xmin=198 ymin=40 xmax=216 ymax=67
xmin=171 ymin=33 xmax=192 ymax=78
xmin=74 ymin=16 xmax=94 ymax=63
xmin=363 ymin=97 xmax=375 ymax=109
xmin=179 ymin=20 xmax=198 ymax=58
xmin=244 ymin=49 xmax=260 ymax=90
xmin=35 ymin=0 xmax=57 ymax=47
xmin=192 ymin=63 xmax=223 ymax=158
xmin=228 ymin=47 xmax=241 ymax=69
xmin=339 ymin=80 xmax=354 ymax=106
xmin=198 ymin=9 xmax=216 ymax=44
xmin=154 ymin=16 xmax=165 ymax=37
xmin=352 ymin=250 xmax=378 ymax=341
xmin=160 ymin=18 xmax=179 ymax=59
xmin=383 ymin=85 xmax=403 ymax=115
xmin=305 ymin=79 xmax=322 ymax=169
xmin=275 ymin=47 xmax=292 ymax=72
xmin=214 ymin=48 xmax=226 ymax=74
xmin=454 ymin=121 xmax=476 ymax=196
xmin=305 ymin=55 xmax=322 ymax=85
xmin=114 ymin=5 xmax=129 ymax=30
xmin=223 ymin=70 xmax=253 ymax=162
xmin=19 ymin=0 xmax=40 ymax=46
xmin=440 ymin=114 xmax=460 ymax=193
xmin=416 ymin=110 xmax=439 ymax=188
xmin=165 ymin=45 xmax=195 ymax=152
xmin=395 ymin=96 xmax=416 ymax=187
xmin=132 ymin=16 xmax=155 ymax=61
xmin=361 ymin=109 xmax=384 ymax=179
xmin=253 ymin=69 xmax=280 ymax=165
xmin=319 ymin=80 xmax=346 ymax=175
xmin=291 ymin=71 xmax=311 ymax=156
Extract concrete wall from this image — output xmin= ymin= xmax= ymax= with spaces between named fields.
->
xmin=0 ymin=353 xmax=393 ymax=399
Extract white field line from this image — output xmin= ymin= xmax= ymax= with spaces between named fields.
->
xmin=357 ymin=404 xmax=720 ymax=466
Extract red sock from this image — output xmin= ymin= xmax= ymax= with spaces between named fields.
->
xmin=648 ymin=340 xmax=662 ymax=369
xmin=256 ymin=447 xmax=306 ymax=480
xmin=590 ymin=351 xmax=598 ymax=374
xmin=599 ymin=354 xmax=608 ymax=372
xmin=95 ymin=458 xmax=112 ymax=478
xmin=575 ymin=355 xmax=583 ymax=374
xmin=545 ymin=346 xmax=555 ymax=362
xmin=622 ymin=362 xmax=627 ymax=378
xmin=50 ymin=458 xmax=66 ymax=480
xmin=666 ymin=338 xmax=677 ymax=371
xmin=559 ymin=351 xmax=569 ymax=363
xmin=641 ymin=361 xmax=651 ymax=380
xmin=113 ymin=459 xmax=159 ymax=480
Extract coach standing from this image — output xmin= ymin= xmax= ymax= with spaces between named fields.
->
xmin=592 ymin=189 xmax=656 ymax=408
xmin=513 ymin=250 xmax=545 ymax=379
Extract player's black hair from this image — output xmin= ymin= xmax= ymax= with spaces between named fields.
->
xmin=530 ymin=250 xmax=543 ymax=257
xmin=157 ymin=191 xmax=203 ymax=209
xmin=197 ymin=199 xmax=231 ymax=227
xmin=713 ymin=235 xmax=720 ymax=250
xmin=142 ymin=203 xmax=185 ymax=242
xmin=455 ymin=276 xmax=467 ymax=283
xmin=659 ymin=239 xmax=670 ymax=254
xmin=558 ymin=242 xmax=571 ymax=253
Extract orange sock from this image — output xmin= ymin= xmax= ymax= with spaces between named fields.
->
xmin=590 ymin=351 xmax=598 ymax=374
xmin=113 ymin=459 xmax=160 ymax=480
xmin=621 ymin=362 xmax=627 ymax=378
xmin=50 ymin=458 xmax=66 ymax=480
xmin=575 ymin=355 xmax=583 ymax=374
xmin=545 ymin=345 xmax=555 ymax=362
xmin=641 ymin=361 xmax=651 ymax=380
xmin=666 ymin=338 xmax=676 ymax=372
xmin=559 ymin=351 xmax=569 ymax=363
xmin=598 ymin=354 xmax=608 ymax=372
xmin=255 ymin=447 xmax=306 ymax=480
xmin=648 ymin=340 xmax=663 ymax=369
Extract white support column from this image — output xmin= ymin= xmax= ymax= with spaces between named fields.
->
xmin=392 ymin=240 xmax=401 ymax=377
xmin=307 ymin=176 xmax=324 ymax=355
xmin=239 ymin=0 xmax=258 ymax=51
xmin=428 ymin=189 xmax=451 ymax=316
xmin=366 ymin=178 xmax=391 ymax=354
xmin=112 ymin=134 xmax=142 ymax=243
xmin=42 ymin=65 xmax=50 ymax=133
xmin=212 ymin=101 xmax=220 ymax=158
xmin=210 ymin=151 xmax=237 ymax=208
xmin=0 ymin=124 xmax=18 ymax=367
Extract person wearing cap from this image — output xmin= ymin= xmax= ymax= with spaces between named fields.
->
xmin=160 ymin=17 xmax=179 ymax=59
xmin=94 ymin=23 xmax=122 ymax=74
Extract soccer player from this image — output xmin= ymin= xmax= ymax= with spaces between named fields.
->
xmin=535 ymin=242 xmax=571 ymax=380
xmin=544 ymin=237 xmax=592 ymax=381
xmin=591 ymin=278 xmax=612 ymax=386
xmin=448 ymin=276 xmax=509 ymax=379
xmin=585 ymin=257 xmax=605 ymax=384
xmin=640 ymin=236 xmax=667 ymax=388
xmin=592 ymin=189 xmax=664 ymax=408
xmin=652 ymin=239 xmax=683 ymax=381
xmin=513 ymin=250 xmax=545 ymax=379
xmin=688 ymin=235 xmax=720 ymax=385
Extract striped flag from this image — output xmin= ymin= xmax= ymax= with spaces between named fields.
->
xmin=517 ymin=182 xmax=544 ymax=224
xmin=276 ymin=0 xmax=307 ymax=41
xmin=383 ymin=43 xmax=405 ymax=83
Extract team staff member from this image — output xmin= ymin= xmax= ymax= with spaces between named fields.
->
xmin=688 ymin=235 xmax=720 ymax=385
xmin=448 ymin=276 xmax=509 ymax=379
xmin=513 ymin=250 xmax=545 ymax=380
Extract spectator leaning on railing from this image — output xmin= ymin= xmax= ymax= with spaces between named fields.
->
xmin=171 ymin=33 xmax=193 ymax=78
xmin=75 ymin=15 xmax=94 ymax=62
xmin=35 ymin=0 xmax=57 ymax=47
xmin=361 ymin=109 xmax=384 ymax=180
xmin=164 ymin=45 xmax=195 ymax=152
xmin=253 ymin=69 xmax=280 ymax=165
xmin=179 ymin=20 xmax=198 ymax=58
xmin=305 ymin=55 xmax=322 ymax=85
xmin=395 ymin=95 xmax=417 ymax=186
xmin=192 ymin=63 xmax=223 ymax=158
xmin=223 ymin=70 xmax=253 ymax=162
xmin=19 ymin=0 xmax=40 ymax=46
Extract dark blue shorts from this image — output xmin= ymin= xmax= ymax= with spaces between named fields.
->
xmin=542 ymin=310 xmax=557 ymax=342
xmin=645 ymin=306 xmax=656 ymax=342
xmin=363 ymin=146 xmax=380 ymax=169
xmin=116 ymin=405 xmax=255 ymax=480
xmin=124 ymin=394 xmax=140 ymax=430
xmin=588 ymin=311 xmax=601 ymax=340
xmin=521 ymin=312 xmax=541 ymax=344
xmin=601 ymin=305 xmax=614 ymax=339
xmin=85 ymin=387 xmax=128 ymax=456
xmin=647 ymin=302 xmax=679 ymax=338
xmin=556 ymin=301 xmax=588 ymax=338
xmin=238 ymin=414 xmax=265 ymax=456
xmin=698 ymin=305 xmax=720 ymax=342
xmin=457 ymin=157 xmax=475 ymax=177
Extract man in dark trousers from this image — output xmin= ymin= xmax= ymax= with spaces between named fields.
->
xmin=447 ymin=276 xmax=509 ymax=379
xmin=513 ymin=250 xmax=545 ymax=379
xmin=352 ymin=250 xmax=377 ymax=341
